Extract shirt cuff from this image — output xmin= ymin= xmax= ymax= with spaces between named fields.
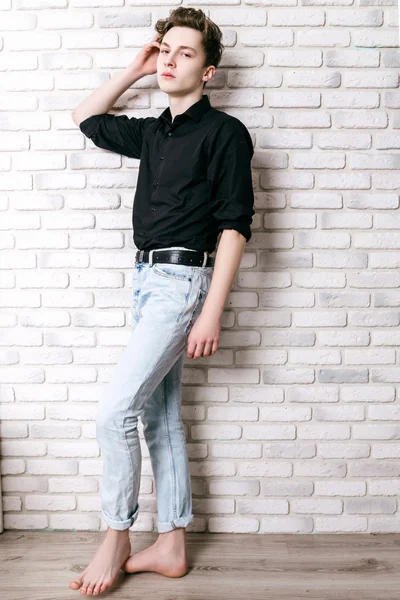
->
xmin=218 ymin=223 xmax=252 ymax=242
xmin=79 ymin=114 xmax=104 ymax=138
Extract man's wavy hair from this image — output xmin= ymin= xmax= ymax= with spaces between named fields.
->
xmin=155 ymin=7 xmax=224 ymax=89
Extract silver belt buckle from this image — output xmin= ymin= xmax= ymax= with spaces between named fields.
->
xmin=137 ymin=250 xmax=144 ymax=262
xmin=202 ymin=251 xmax=208 ymax=267
xmin=148 ymin=249 xmax=155 ymax=266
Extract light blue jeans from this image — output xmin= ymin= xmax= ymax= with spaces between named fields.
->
xmin=96 ymin=247 xmax=213 ymax=533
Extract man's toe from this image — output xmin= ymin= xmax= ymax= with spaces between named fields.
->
xmin=93 ymin=581 xmax=103 ymax=595
xmin=69 ymin=579 xmax=82 ymax=590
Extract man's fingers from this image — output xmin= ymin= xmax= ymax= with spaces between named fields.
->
xmin=187 ymin=339 xmax=218 ymax=359
xmin=187 ymin=339 xmax=197 ymax=358
xmin=202 ymin=341 xmax=214 ymax=357
xmin=192 ymin=342 xmax=204 ymax=359
xmin=187 ymin=340 xmax=203 ymax=359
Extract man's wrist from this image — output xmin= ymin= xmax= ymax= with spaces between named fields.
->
xmin=123 ymin=65 xmax=143 ymax=84
xmin=200 ymin=302 xmax=223 ymax=320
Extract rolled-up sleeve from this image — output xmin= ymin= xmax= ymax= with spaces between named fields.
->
xmin=206 ymin=118 xmax=255 ymax=242
xmin=79 ymin=113 xmax=156 ymax=159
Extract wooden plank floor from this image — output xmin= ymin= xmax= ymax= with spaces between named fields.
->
xmin=1 ymin=531 xmax=399 ymax=600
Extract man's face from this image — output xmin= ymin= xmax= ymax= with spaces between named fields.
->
xmin=156 ymin=26 xmax=214 ymax=95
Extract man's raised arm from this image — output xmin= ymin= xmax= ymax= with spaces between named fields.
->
xmin=72 ymin=34 xmax=161 ymax=126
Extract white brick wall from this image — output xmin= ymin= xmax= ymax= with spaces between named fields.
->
xmin=1 ymin=2 xmax=400 ymax=534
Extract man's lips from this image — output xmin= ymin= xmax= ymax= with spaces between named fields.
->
xmin=162 ymin=73 xmax=175 ymax=78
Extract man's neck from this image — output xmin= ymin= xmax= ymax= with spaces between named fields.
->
xmin=169 ymin=90 xmax=203 ymax=122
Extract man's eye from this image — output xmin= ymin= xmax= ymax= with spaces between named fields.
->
xmin=161 ymin=50 xmax=191 ymax=57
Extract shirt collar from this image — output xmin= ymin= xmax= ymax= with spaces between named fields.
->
xmin=159 ymin=94 xmax=212 ymax=125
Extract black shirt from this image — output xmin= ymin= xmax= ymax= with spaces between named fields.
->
xmin=79 ymin=94 xmax=255 ymax=253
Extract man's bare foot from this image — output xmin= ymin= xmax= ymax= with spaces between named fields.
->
xmin=69 ymin=527 xmax=131 ymax=595
xmin=122 ymin=527 xmax=188 ymax=578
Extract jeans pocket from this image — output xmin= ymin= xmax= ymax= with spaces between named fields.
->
xmin=152 ymin=263 xmax=193 ymax=282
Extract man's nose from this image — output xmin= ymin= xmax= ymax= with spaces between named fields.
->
xmin=165 ymin=53 xmax=176 ymax=65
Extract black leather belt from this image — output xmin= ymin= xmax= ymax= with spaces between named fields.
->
xmin=135 ymin=249 xmax=215 ymax=268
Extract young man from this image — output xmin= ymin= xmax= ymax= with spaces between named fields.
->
xmin=69 ymin=7 xmax=254 ymax=596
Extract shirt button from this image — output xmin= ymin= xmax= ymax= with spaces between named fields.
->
xmin=151 ymin=207 xmax=156 ymax=212
xmin=154 ymin=182 xmax=159 ymax=187
xmin=168 ymin=132 xmax=172 ymax=136
xmin=160 ymin=156 xmax=165 ymax=160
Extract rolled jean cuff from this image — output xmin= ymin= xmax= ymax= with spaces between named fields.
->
xmin=157 ymin=515 xmax=193 ymax=533
xmin=102 ymin=503 xmax=139 ymax=531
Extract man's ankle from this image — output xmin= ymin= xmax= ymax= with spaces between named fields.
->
xmin=159 ymin=527 xmax=185 ymax=536
xmin=106 ymin=526 xmax=131 ymax=536
xmin=157 ymin=527 xmax=185 ymax=547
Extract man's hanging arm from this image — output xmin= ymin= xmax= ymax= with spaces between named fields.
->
xmin=201 ymin=229 xmax=246 ymax=320
xmin=186 ymin=118 xmax=254 ymax=359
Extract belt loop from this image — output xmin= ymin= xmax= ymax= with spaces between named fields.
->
xmin=139 ymin=250 xmax=144 ymax=262
xmin=149 ymin=249 xmax=155 ymax=266
xmin=202 ymin=251 xmax=208 ymax=267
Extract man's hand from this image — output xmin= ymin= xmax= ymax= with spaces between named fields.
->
xmin=186 ymin=313 xmax=221 ymax=359
xmin=129 ymin=33 xmax=162 ymax=78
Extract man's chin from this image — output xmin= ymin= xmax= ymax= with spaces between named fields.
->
xmin=159 ymin=81 xmax=183 ymax=95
